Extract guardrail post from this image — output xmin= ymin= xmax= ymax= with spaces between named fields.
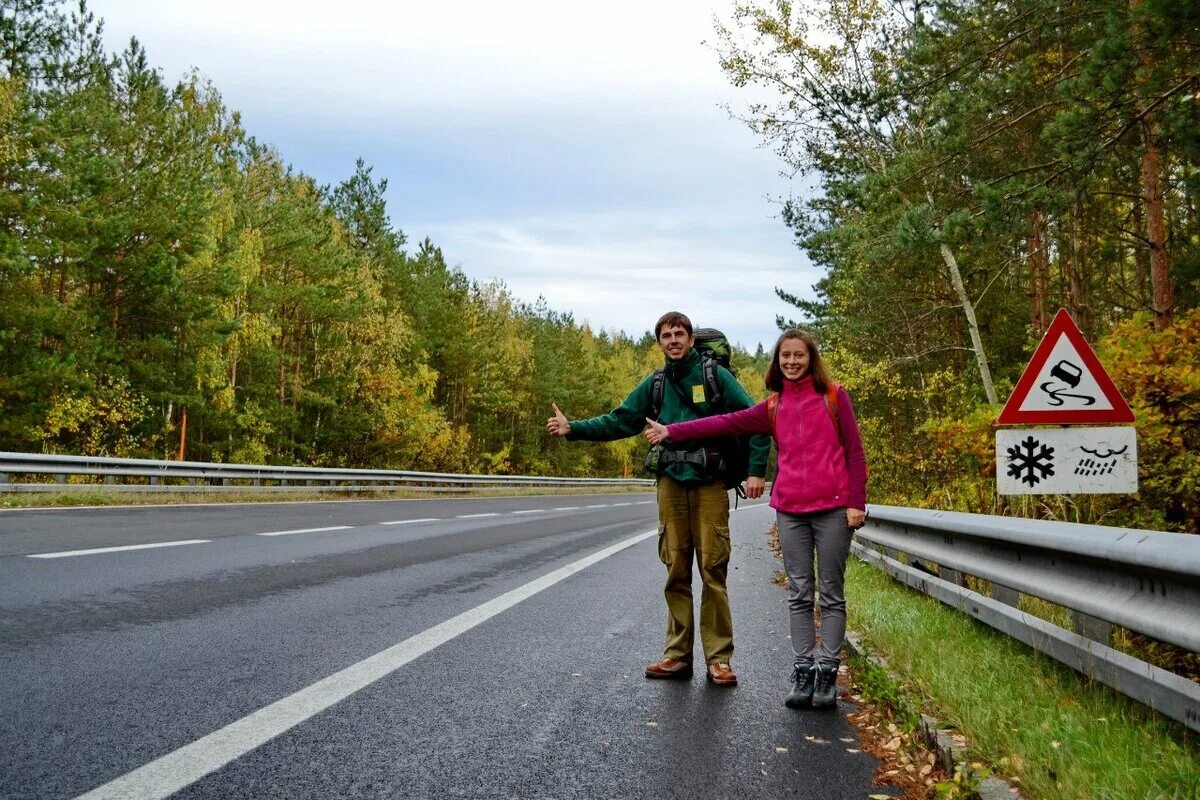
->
xmin=939 ymin=567 xmax=966 ymax=587
xmin=104 ymin=475 xmax=115 ymax=485
xmin=57 ymin=473 xmax=66 ymax=485
xmin=991 ymin=584 xmax=1020 ymax=607
xmin=0 ymin=472 xmax=7 ymax=485
xmin=150 ymin=476 xmax=159 ymax=486
xmin=1070 ymin=610 xmax=1113 ymax=644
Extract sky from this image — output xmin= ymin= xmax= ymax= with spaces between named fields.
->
xmin=88 ymin=0 xmax=820 ymax=352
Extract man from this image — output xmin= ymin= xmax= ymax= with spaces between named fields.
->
xmin=547 ymin=312 xmax=769 ymax=686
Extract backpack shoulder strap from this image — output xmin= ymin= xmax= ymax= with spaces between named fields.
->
xmin=650 ymin=369 xmax=665 ymax=420
xmin=824 ymin=383 xmax=843 ymax=446
xmin=700 ymin=354 xmax=724 ymax=409
xmin=766 ymin=392 xmax=780 ymax=435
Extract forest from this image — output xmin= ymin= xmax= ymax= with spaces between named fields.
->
xmin=715 ymin=0 xmax=1198 ymax=532
xmin=1 ymin=1 xmax=776 ymax=482
xmin=2 ymin=1 xmax=1197 ymax=532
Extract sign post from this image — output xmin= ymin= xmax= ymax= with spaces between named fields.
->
xmin=996 ymin=309 xmax=1137 ymax=495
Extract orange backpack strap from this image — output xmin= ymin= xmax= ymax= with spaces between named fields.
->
xmin=824 ymin=384 xmax=843 ymax=446
xmin=766 ymin=392 xmax=780 ymax=435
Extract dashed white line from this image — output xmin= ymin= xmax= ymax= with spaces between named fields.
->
xmin=457 ymin=513 xmax=500 ymax=519
xmin=27 ymin=540 xmax=211 ymax=559
xmin=72 ymin=527 xmax=658 ymax=800
xmin=611 ymin=502 xmax=633 ymax=507
xmin=379 ymin=518 xmax=440 ymax=525
xmin=256 ymin=526 xmax=353 ymax=537
xmin=554 ymin=506 xmax=581 ymax=511
xmin=510 ymin=509 xmax=544 ymax=515
xmin=584 ymin=504 xmax=609 ymax=508
xmin=634 ymin=501 xmax=655 ymax=505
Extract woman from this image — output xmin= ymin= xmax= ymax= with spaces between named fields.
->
xmin=645 ymin=328 xmax=867 ymax=710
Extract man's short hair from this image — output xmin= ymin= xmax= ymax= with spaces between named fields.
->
xmin=655 ymin=312 xmax=693 ymax=338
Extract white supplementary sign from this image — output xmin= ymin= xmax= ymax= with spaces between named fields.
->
xmin=997 ymin=426 xmax=1138 ymax=495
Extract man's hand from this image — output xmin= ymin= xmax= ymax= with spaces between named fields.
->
xmin=546 ymin=403 xmax=571 ymax=437
xmin=847 ymin=508 xmax=866 ymax=530
xmin=644 ymin=417 xmax=668 ymax=445
xmin=744 ymin=476 xmax=765 ymax=499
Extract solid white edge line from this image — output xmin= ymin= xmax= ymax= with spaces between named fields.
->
xmin=379 ymin=518 xmax=440 ymax=525
xmin=27 ymin=540 xmax=211 ymax=559
xmin=256 ymin=526 xmax=353 ymax=537
xmin=72 ymin=527 xmax=658 ymax=800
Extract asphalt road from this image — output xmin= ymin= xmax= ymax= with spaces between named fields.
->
xmin=0 ymin=493 xmax=893 ymax=799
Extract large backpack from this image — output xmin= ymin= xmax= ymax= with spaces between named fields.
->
xmin=648 ymin=328 xmax=751 ymax=492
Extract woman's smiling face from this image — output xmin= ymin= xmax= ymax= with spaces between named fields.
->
xmin=778 ymin=337 xmax=810 ymax=381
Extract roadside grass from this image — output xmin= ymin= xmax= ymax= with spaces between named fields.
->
xmin=0 ymin=485 xmax=654 ymax=509
xmin=846 ymin=557 xmax=1200 ymax=800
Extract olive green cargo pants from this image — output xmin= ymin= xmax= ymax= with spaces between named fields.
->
xmin=656 ymin=476 xmax=734 ymax=665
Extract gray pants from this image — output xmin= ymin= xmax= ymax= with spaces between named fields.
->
xmin=777 ymin=508 xmax=852 ymax=669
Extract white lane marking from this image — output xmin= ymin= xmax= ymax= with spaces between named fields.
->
xmin=73 ymin=527 xmax=658 ymax=800
xmin=611 ymin=502 xmax=633 ymax=507
xmin=584 ymin=504 xmax=608 ymax=508
xmin=27 ymin=540 xmax=211 ymax=559
xmin=456 ymin=513 xmax=499 ymax=519
xmin=379 ymin=518 xmax=440 ymax=526
xmin=256 ymin=526 xmax=353 ymax=537
xmin=554 ymin=506 xmax=581 ymax=511
xmin=634 ymin=501 xmax=654 ymax=505
xmin=734 ymin=502 xmax=772 ymax=512
xmin=509 ymin=510 xmax=544 ymax=515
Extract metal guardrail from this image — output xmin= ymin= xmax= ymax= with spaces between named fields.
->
xmin=854 ymin=505 xmax=1200 ymax=733
xmin=0 ymin=452 xmax=654 ymax=493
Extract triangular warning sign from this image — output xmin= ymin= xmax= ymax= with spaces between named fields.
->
xmin=997 ymin=309 xmax=1134 ymax=425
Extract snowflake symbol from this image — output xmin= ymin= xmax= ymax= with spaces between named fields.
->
xmin=1006 ymin=435 xmax=1055 ymax=486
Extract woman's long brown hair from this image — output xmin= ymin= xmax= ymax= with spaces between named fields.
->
xmin=764 ymin=329 xmax=832 ymax=394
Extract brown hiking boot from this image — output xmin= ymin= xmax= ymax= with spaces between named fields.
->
xmin=706 ymin=662 xmax=738 ymax=686
xmin=645 ymin=657 xmax=693 ymax=680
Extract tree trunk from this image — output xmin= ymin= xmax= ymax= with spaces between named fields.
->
xmin=1065 ymin=199 xmax=1089 ymax=336
xmin=1028 ymin=211 xmax=1049 ymax=335
xmin=1141 ymin=120 xmax=1172 ymax=329
xmin=928 ymin=193 xmax=997 ymax=404
xmin=1131 ymin=0 xmax=1173 ymax=329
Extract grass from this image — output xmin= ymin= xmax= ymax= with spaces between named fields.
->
xmin=846 ymin=557 xmax=1200 ymax=800
xmin=0 ymin=484 xmax=653 ymax=509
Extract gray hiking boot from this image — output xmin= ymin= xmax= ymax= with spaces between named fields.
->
xmin=811 ymin=665 xmax=839 ymax=709
xmin=784 ymin=664 xmax=816 ymax=708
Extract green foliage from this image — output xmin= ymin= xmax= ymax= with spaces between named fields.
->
xmin=718 ymin=0 xmax=1199 ymax=533
xmin=2 ymin=0 xmax=753 ymax=477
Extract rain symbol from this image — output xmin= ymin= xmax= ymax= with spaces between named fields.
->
xmin=1073 ymin=445 xmax=1128 ymax=477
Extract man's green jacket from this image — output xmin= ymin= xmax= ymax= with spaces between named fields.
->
xmin=566 ymin=348 xmax=771 ymax=484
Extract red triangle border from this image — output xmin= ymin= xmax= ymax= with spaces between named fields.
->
xmin=997 ymin=309 xmax=1135 ymax=425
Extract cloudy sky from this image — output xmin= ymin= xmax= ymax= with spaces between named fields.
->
xmin=89 ymin=0 xmax=819 ymax=351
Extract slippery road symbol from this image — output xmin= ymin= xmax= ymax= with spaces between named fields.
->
xmin=1038 ymin=359 xmax=1096 ymax=406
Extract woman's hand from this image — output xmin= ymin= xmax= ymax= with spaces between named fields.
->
xmin=644 ymin=417 xmax=669 ymax=445
xmin=847 ymin=508 xmax=866 ymax=530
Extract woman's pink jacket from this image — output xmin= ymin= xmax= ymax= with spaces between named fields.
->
xmin=665 ymin=375 xmax=867 ymax=514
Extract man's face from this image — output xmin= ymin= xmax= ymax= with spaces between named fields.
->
xmin=657 ymin=325 xmax=694 ymax=362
